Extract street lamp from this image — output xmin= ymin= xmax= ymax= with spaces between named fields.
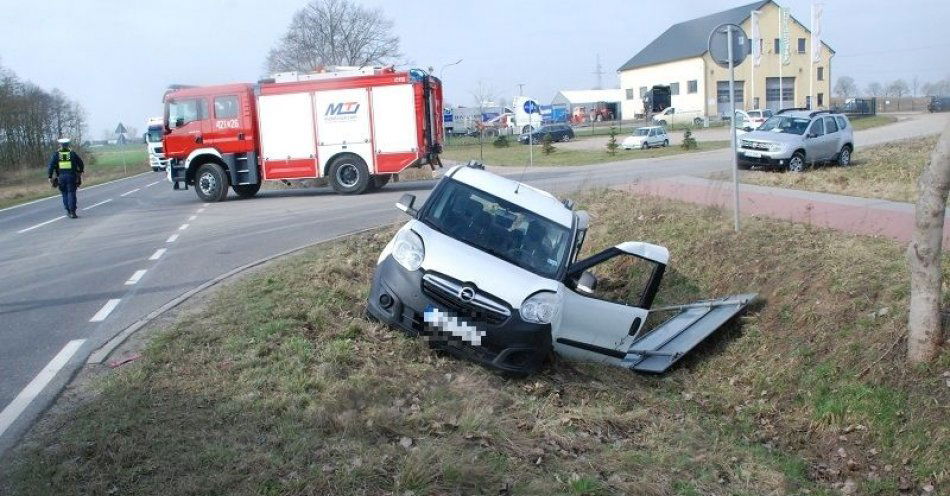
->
xmin=440 ymin=58 xmax=463 ymax=79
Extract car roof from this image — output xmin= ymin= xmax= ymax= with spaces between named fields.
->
xmin=447 ymin=166 xmax=574 ymax=228
xmin=638 ymin=126 xmax=664 ymax=130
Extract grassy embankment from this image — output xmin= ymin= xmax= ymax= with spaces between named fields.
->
xmin=849 ymin=115 xmax=898 ymax=131
xmin=443 ymin=140 xmax=729 ymax=167
xmin=742 ymin=135 xmax=937 ymax=203
xmin=3 ymin=189 xmax=947 ymax=495
xmin=0 ymin=144 xmax=150 ymax=209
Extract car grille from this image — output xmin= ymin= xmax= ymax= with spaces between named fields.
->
xmin=740 ymin=140 xmax=770 ymax=151
xmin=422 ymin=273 xmax=510 ymax=326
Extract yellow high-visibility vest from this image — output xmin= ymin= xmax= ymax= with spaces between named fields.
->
xmin=58 ymin=151 xmax=72 ymax=170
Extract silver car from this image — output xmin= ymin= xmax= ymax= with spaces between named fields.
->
xmin=737 ymin=110 xmax=854 ymax=172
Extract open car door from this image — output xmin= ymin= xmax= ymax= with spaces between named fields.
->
xmin=553 ymin=242 xmax=756 ymax=374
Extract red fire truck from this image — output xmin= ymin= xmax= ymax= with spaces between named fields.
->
xmin=161 ymin=67 xmax=444 ymax=201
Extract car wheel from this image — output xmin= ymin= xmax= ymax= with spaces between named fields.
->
xmin=329 ymin=155 xmax=371 ymax=194
xmin=837 ymin=145 xmax=853 ymax=166
xmin=693 ymin=117 xmax=703 ymax=126
xmin=788 ymin=152 xmax=806 ymax=173
xmin=232 ymin=182 xmax=261 ymax=198
xmin=664 ymin=139 xmax=669 ymax=147
xmin=195 ymin=162 xmax=230 ymax=202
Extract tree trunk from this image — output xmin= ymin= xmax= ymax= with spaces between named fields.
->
xmin=907 ymin=119 xmax=950 ymax=363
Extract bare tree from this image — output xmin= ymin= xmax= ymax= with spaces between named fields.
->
xmin=0 ymin=60 xmax=86 ymax=174
xmin=265 ymin=0 xmax=401 ymax=73
xmin=887 ymin=79 xmax=910 ymax=111
xmin=911 ymin=76 xmax=919 ymax=111
xmin=907 ymin=119 xmax=950 ymax=363
xmin=834 ymin=76 xmax=857 ymax=99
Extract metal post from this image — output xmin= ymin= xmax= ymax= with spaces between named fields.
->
xmin=728 ymin=25 xmax=740 ymax=232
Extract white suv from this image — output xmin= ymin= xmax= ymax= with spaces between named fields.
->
xmin=366 ymin=164 xmax=755 ymax=376
xmin=737 ymin=110 xmax=854 ymax=172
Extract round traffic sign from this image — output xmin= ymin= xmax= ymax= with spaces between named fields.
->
xmin=708 ymin=23 xmax=749 ymax=68
xmin=523 ymin=100 xmax=540 ymax=114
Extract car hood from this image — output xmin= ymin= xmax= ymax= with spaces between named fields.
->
xmin=741 ymin=130 xmax=804 ymax=145
xmin=623 ymin=136 xmax=647 ymax=143
xmin=383 ymin=221 xmax=560 ymax=307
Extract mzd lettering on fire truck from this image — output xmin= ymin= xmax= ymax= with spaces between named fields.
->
xmin=160 ymin=67 xmax=444 ymax=202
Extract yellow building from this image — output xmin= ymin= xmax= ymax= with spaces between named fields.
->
xmin=617 ymin=0 xmax=834 ymax=121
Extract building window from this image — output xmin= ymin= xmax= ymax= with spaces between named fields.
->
xmin=817 ymin=93 xmax=824 ymax=107
xmin=625 ymin=88 xmax=634 ymax=100
xmin=774 ymin=38 xmax=780 ymax=54
xmin=639 ymin=86 xmax=648 ymax=97
xmin=817 ymin=67 xmax=824 ymax=81
xmin=798 ymin=38 xmax=806 ymax=53
xmin=670 ymin=82 xmax=680 ymax=96
xmin=687 ymin=80 xmax=698 ymax=94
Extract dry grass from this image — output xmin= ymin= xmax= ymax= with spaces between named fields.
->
xmin=2 ymin=192 xmax=947 ymax=495
xmin=741 ymin=135 xmax=938 ymax=203
xmin=849 ymin=115 xmax=898 ymax=131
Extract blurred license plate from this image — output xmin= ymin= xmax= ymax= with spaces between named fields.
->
xmin=424 ymin=305 xmax=485 ymax=345
xmin=744 ymin=151 xmax=762 ymax=158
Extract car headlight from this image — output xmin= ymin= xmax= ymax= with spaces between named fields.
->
xmin=520 ymin=291 xmax=560 ymax=324
xmin=392 ymin=229 xmax=425 ymax=271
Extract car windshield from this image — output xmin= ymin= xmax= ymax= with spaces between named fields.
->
xmin=634 ymin=128 xmax=650 ymax=136
xmin=146 ymin=127 xmax=163 ymax=143
xmin=758 ymin=116 xmax=811 ymax=135
xmin=423 ymin=179 xmax=572 ymax=278
xmin=749 ymin=111 xmax=762 ymax=118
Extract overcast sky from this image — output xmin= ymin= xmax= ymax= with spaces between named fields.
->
xmin=2 ymin=0 xmax=948 ymax=135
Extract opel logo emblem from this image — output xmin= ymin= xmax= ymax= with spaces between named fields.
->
xmin=458 ymin=286 xmax=475 ymax=302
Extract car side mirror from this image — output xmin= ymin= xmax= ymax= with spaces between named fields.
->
xmin=175 ymin=117 xmax=185 ymax=128
xmin=743 ymin=126 xmax=753 ymax=132
xmin=806 ymin=132 xmax=816 ymax=139
xmin=576 ymin=270 xmax=598 ymax=294
xmin=396 ymin=193 xmax=418 ymax=217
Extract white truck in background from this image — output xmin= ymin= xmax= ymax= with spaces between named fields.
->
xmin=145 ymin=117 xmax=168 ymax=172
xmin=510 ymin=96 xmax=543 ymax=134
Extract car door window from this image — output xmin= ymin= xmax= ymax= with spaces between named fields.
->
xmin=571 ymin=252 xmax=662 ymax=309
xmin=214 ymin=95 xmax=239 ymax=119
xmin=824 ymin=116 xmax=838 ymax=134
xmin=809 ymin=118 xmax=825 ymax=136
xmin=168 ymin=99 xmax=202 ymax=128
xmin=835 ymin=116 xmax=848 ymax=129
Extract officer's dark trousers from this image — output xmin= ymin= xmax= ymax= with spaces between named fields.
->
xmin=57 ymin=170 xmax=78 ymax=212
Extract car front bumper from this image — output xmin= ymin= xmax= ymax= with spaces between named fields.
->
xmin=737 ymin=149 xmax=790 ymax=168
xmin=366 ymin=256 xmax=551 ymax=376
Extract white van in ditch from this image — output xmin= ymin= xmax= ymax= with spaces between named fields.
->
xmin=366 ymin=164 xmax=755 ymax=376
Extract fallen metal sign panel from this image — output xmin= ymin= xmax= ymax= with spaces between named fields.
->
xmin=624 ymin=293 xmax=757 ymax=373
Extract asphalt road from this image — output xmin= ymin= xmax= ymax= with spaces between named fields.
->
xmin=0 ymin=111 xmax=942 ymax=456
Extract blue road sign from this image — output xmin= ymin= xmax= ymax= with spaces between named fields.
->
xmin=523 ymin=100 xmax=540 ymax=114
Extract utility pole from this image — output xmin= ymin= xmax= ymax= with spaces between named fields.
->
xmin=593 ymin=54 xmax=605 ymax=90
xmin=517 ymin=83 xmax=525 ymax=96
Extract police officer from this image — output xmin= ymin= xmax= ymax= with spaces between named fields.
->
xmin=47 ymin=138 xmax=85 ymax=218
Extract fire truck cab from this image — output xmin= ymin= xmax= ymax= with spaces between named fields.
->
xmin=162 ymin=67 xmax=443 ymax=201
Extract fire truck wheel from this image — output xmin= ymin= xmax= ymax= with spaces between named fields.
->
xmin=195 ymin=162 xmax=230 ymax=202
xmin=329 ymin=155 xmax=370 ymax=194
xmin=233 ymin=182 xmax=261 ymax=198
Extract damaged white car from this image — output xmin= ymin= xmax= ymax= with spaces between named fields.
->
xmin=366 ymin=163 xmax=755 ymax=376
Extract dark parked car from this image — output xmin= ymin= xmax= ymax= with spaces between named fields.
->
xmin=518 ymin=124 xmax=574 ymax=144
xmin=928 ymin=96 xmax=950 ymax=113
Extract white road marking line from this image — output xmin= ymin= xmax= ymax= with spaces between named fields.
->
xmin=0 ymin=339 xmax=86 ymax=438
xmin=178 ymin=224 xmax=189 ymax=231
xmin=124 ymin=269 xmax=147 ymax=285
xmin=90 ymin=299 xmax=121 ymax=322
xmin=82 ymin=199 xmax=113 ymax=211
xmin=145 ymin=181 xmax=160 ymax=187
xmin=166 ymin=233 xmax=179 ymax=243
xmin=149 ymin=248 xmax=167 ymax=260
xmin=17 ymin=216 xmax=66 ymax=234
xmin=196 ymin=208 xmax=205 ymax=213
xmin=188 ymin=215 xmax=197 ymax=221
xmin=119 ymin=188 xmax=140 ymax=197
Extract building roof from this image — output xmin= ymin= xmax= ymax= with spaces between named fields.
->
xmin=553 ymin=89 xmax=625 ymax=105
xmin=619 ymin=1 xmax=782 ymax=72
